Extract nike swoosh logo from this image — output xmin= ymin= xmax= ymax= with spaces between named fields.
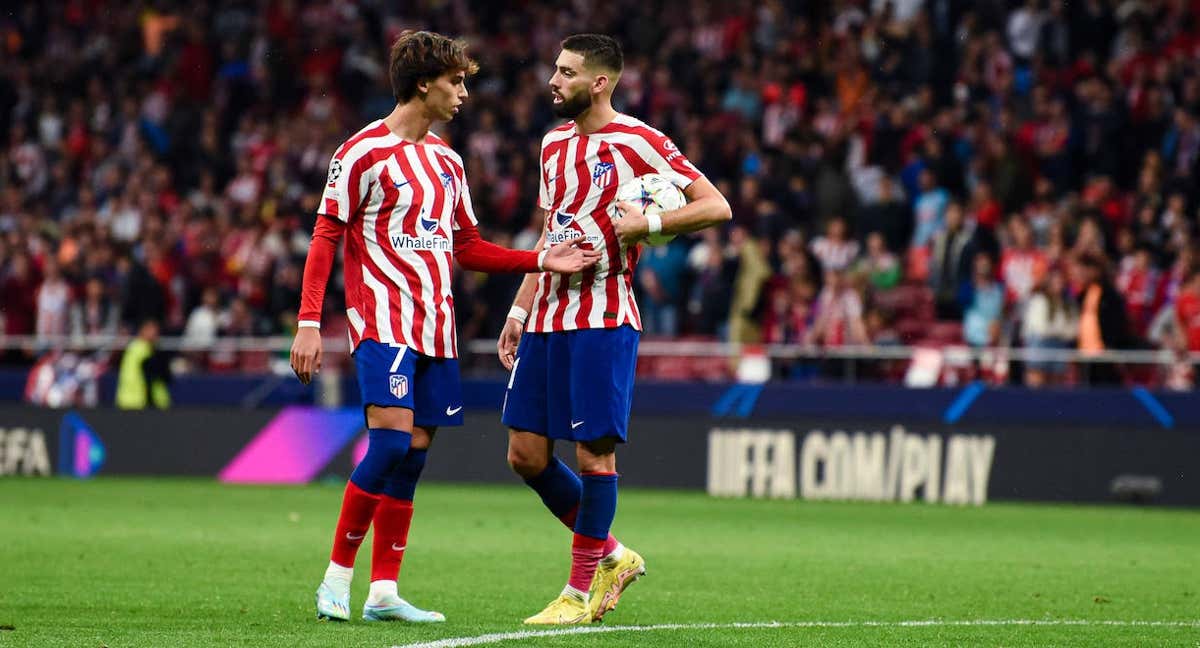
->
xmin=446 ymin=405 xmax=463 ymax=416
xmin=391 ymin=543 xmax=406 ymax=552
xmin=394 ymin=180 xmax=411 ymax=189
xmin=571 ymin=420 xmax=584 ymax=429
xmin=346 ymin=532 xmax=365 ymax=541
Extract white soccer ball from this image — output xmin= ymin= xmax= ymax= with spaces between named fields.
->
xmin=609 ymin=173 xmax=686 ymax=246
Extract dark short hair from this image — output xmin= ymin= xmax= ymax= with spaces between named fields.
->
xmin=561 ymin=33 xmax=623 ymax=74
xmin=389 ymin=30 xmax=479 ymax=103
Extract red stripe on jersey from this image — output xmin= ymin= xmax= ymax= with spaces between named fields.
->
xmin=386 ymin=152 xmax=429 ymax=349
xmin=608 ymin=141 xmax=659 ymax=179
xmin=412 ymin=148 xmax=451 ymax=358
xmin=343 ymin=122 xmax=391 ymax=153
xmin=551 ymin=138 xmax=592 ymax=331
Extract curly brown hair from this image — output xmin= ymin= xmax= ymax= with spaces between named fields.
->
xmin=389 ymin=30 xmax=479 ymax=103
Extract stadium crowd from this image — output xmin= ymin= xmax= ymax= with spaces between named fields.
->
xmin=3 ymin=0 xmax=1200 ymax=387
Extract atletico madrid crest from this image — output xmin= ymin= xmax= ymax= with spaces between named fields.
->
xmin=592 ymin=162 xmax=615 ymax=188
xmin=389 ymin=374 xmax=409 ymax=399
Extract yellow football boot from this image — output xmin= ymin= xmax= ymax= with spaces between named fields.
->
xmin=588 ymin=546 xmax=646 ymax=621
xmin=523 ymin=592 xmax=591 ymax=625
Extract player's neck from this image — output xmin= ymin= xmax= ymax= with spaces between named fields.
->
xmin=383 ymin=102 xmax=434 ymax=143
xmin=573 ymin=102 xmax=618 ymax=136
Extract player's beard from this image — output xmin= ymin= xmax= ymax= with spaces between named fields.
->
xmin=552 ymin=90 xmax=592 ymax=119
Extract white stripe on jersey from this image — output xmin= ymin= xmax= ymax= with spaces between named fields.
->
xmin=347 ymin=306 xmax=366 ymax=339
xmin=406 ymin=145 xmax=455 ymax=355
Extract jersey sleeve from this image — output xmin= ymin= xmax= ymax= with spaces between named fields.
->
xmin=297 ymin=215 xmax=345 ymax=327
xmin=453 ymin=220 xmax=540 ymax=273
xmin=641 ymin=128 xmax=703 ymax=189
xmin=318 ymin=145 xmax=369 ymax=224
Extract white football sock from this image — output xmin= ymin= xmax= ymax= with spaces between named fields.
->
xmin=324 ymin=561 xmax=353 ymax=594
xmin=601 ymin=542 xmax=625 ymax=566
xmin=367 ymin=579 xmax=399 ymax=605
xmin=561 ymin=584 xmax=588 ymax=602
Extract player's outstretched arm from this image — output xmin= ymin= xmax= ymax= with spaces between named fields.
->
xmin=291 ymin=215 xmax=346 ymax=385
xmin=612 ymin=177 xmax=732 ymax=247
xmin=453 ymin=221 xmax=599 ymax=274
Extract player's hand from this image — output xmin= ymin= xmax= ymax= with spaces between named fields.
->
xmin=290 ymin=327 xmax=323 ymax=385
xmin=612 ymin=201 xmax=649 ymax=247
xmin=497 ymin=317 xmax=523 ymax=370
xmin=541 ymin=241 xmax=601 ymax=274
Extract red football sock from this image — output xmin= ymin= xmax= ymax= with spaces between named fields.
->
xmin=559 ymin=506 xmax=620 ymax=556
xmin=330 ymin=481 xmax=381 ymax=568
xmin=568 ymin=533 xmax=607 ymax=592
xmin=370 ymin=495 xmax=414 ymax=582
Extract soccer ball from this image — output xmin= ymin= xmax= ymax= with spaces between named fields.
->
xmin=609 ymin=173 xmax=685 ymax=246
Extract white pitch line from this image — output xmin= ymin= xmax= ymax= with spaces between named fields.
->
xmin=392 ymin=619 xmax=1200 ymax=648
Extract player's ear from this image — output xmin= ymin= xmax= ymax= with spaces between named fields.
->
xmin=592 ymin=73 xmax=609 ymax=95
xmin=416 ymin=77 xmax=431 ymax=96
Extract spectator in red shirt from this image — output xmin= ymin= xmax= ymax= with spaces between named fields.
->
xmin=1174 ymin=269 xmax=1200 ymax=352
xmin=1000 ymin=214 xmax=1048 ymax=307
xmin=1116 ymin=244 xmax=1162 ymax=338
xmin=1 ymin=253 xmax=39 ymax=364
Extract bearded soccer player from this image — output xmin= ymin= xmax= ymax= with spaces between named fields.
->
xmin=497 ymin=34 xmax=731 ymax=624
xmin=291 ymin=30 xmax=598 ymax=624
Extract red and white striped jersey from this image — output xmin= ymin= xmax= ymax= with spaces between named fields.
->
xmin=319 ymin=120 xmax=477 ymax=358
xmin=529 ymin=113 xmax=703 ymax=333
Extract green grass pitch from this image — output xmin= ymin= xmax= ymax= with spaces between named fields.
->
xmin=1 ymin=478 xmax=1198 ymax=647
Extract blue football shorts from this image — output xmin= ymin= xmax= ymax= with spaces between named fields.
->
xmin=500 ymin=325 xmax=639 ymax=442
xmin=353 ymin=338 xmax=464 ymax=428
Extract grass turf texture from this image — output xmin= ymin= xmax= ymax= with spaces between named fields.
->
xmin=1 ymin=479 xmax=1198 ymax=647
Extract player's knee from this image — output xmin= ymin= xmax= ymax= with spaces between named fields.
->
xmin=382 ymin=448 xmax=427 ymax=501
xmin=576 ymin=438 xmax=617 ymax=473
xmin=365 ymin=429 xmax=413 ymax=466
xmin=366 ymin=405 xmax=414 ymax=432
xmin=507 ymin=445 xmax=547 ymax=478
